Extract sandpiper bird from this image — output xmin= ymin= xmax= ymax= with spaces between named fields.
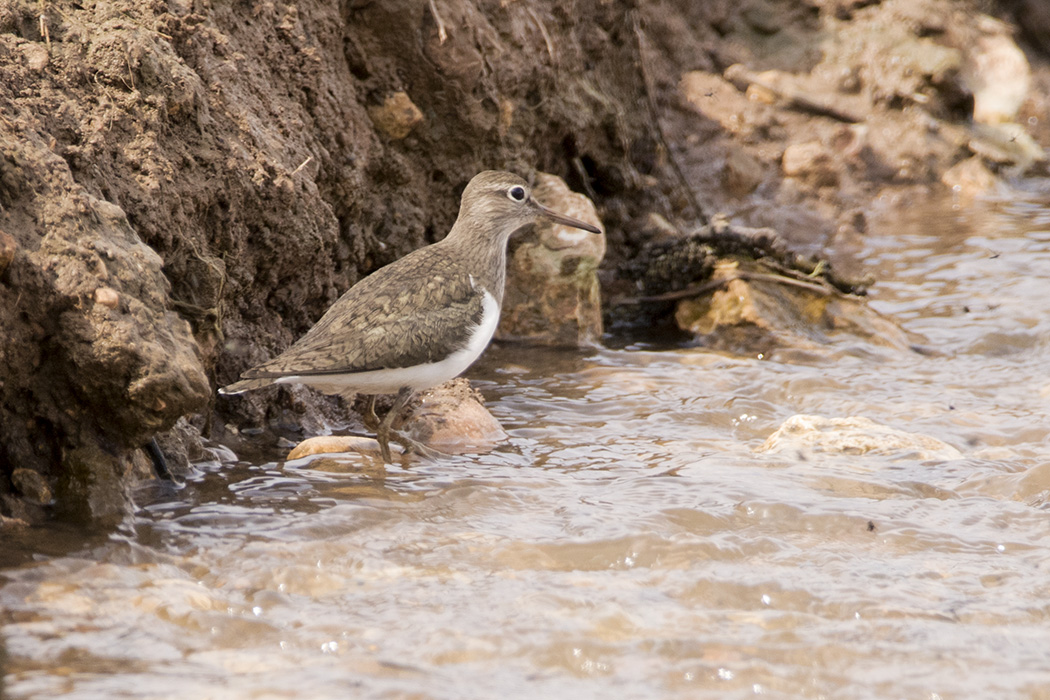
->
xmin=220 ymin=171 xmax=602 ymax=460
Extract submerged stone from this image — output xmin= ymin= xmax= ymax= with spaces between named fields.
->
xmin=287 ymin=435 xmax=389 ymax=460
xmin=759 ymin=414 xmax=963 ymax=461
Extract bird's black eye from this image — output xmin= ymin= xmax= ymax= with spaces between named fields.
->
xmin=508 ymin=185 xmax=526 ymax=202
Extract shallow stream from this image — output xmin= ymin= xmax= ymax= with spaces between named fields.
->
xmin=3 ymin=191 xmax=1050 ymax=699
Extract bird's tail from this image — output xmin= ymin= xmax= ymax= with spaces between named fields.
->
xmin=218 ymin=377 xmax=278 ymax=395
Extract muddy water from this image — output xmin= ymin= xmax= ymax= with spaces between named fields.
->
xmin=4 ymin=193 xmax=1050 ymax=699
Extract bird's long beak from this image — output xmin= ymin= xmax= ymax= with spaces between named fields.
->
xmin=532 ymin=200 xmax=602 ymax=234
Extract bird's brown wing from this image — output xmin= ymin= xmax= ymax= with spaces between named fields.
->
xmin=242 ymin=247 xmax=486 ymax=378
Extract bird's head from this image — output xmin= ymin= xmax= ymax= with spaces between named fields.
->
xmin=452 ymin=171 xmax=602 ymax=243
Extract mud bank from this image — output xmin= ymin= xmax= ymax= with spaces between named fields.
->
xmin=0 ymin=0 xmax=1045 ymax=523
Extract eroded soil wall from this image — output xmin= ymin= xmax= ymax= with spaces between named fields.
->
xmin=0 ymin=0 xmax=1045 ymax=522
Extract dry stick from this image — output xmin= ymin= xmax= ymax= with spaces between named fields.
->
xmin=612 ymin=277 xmax=729 ymax=305
xmin=124 ymin=52 xmax=136 ymax=91
xmin=38 ymin=0 xmax=50 ymax=47
xmin=631 ymin=10 xmax=709 ymax=228
xmin=428 ymin=0 xmax=448 ymax=44
xmin=291 ymin=156 xmax=313 ymax=176
xmin=572 ymin=156 xmax=598 ymax=202
xmin=737 ymin=270 xmax=838 ymax=295
xmin=614 ymin=269 xmax=837 ymax=305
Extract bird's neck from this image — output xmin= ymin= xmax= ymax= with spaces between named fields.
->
xmin=441 ymin=222 xmax=517 ymax=307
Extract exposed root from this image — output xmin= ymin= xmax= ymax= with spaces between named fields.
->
xmin=428 ymin=0 xmax=448 ymax=44
xmin=631 ymin=10 xmax=710 ymax=227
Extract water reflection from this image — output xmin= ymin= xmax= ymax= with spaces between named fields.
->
xmin=3 ymin=194 xmax=1050 ymax=698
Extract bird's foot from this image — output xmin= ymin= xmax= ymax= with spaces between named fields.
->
xmin=373 ymin=428 xmax=445 ymax=462
xmin=391 ymin=431 xmax=450 ymax=461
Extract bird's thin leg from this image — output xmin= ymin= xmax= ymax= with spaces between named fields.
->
xmin=363 ymin=394 xmax=380 ymax=430
xmin=376 ymin=387 xmax=414 ymax=462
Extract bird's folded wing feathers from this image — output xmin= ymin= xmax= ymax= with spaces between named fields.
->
xmin=242 ymin=264 xmax=486 ymax=378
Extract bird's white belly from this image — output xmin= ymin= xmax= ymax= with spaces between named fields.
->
xmin=276 ymin=290 xmax=501 ymax=395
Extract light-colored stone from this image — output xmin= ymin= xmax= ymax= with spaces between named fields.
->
xmin=674 ymin=260 xmax=913 ymax=352
xmin=367 ymin=92 xmax=424 ymax=139
xmin=497 ymin=173 xmax=605 ymax=347
xmin=286 ymin=379 xmax=505 ymax=459
xmin=781 ymin=141 xmax=837 ymax=186
xmin=680 ymin=70 xmax=769 ymax=139
xmin=962 ymin=15 xmax=1031 ymax=125
xmin=286 ymin=435 xmax=389 ymax=460
xmin=941 ymin=156 xmax=998 ymax=201
xmin=759 ymin=414 xmax=963 ymax=461
xmin=94 ymin=286 xmax=120 ymax=309
xmin=968 ymin=122 xmax=1045 ymax=172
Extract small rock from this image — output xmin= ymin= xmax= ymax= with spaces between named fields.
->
xmin=968 ymin=122 xmax=1045 ymax=172
xmin=58 ymin=445 xmax=132 ymax=525
xmin=1 ymin=494 xmax=37 ymax=525
xmin=836 ymin=66 xmax=862 ymax=94
xmin=11 ymin=468 xmax=53 ymax=505
xmin=287 ymin=435 xmax=390 ymax=460
xmin=19 ymin=43 xmax=49 ymax=72
xmin=680 ymin=70 xmax=769 ymax=139
xmin=759 ymin=415 xmax=962 ymax=461
xmin=0 ymin=513 xmax=30 ymax=530
xmin=941 ymin=156 xmax=998 ymax=201
xmin=367 ymin=92 xmax=424 ymax=139
xmin=723 ymin=145 xmax=766 ymax=197
xmin=94 ymin=286 xmax=120 ymax=309
xmin=745 ymin=83 xmax=778 ymax=105
xmin=781 ymin=141 xmax=838 ymax=186
xmin=497 ymin=173 xmax=605 ymax=347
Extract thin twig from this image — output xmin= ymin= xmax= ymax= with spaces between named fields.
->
xmin=291 ymin=156 xmax=313 ymax=176
xmin=737 ymin=270 xmax=837 ymax=295
xmin=612 ymin=269 xmax=838 ymax=305
xmin=428 ymin=0 xmax=448 ymax=44
xmin=572 ymin=157 xmax=598 ymax=202
xmin=612 ymin=277 xmax=729 ymax=305
xmin=631 ymin=10 xmax=709 ymax=227
xmin=38 ymin=0 xmax=51 ymax=47
xmin=124 ymin=52 xmax=136 ymax=90
xmin=527 ymin=7 xmax=555 ymax=62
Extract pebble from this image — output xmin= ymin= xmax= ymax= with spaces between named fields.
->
xmin=94 ymin=286 xmax=121 ymax=309
xmin=367 ymin=92 xmax=424 ymax=139
xmin=286 ymin=435 xmax=388 ymax=460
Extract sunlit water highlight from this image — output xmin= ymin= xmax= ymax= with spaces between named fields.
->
xmin=3 ymin=192 xmax=1050 ymax=699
